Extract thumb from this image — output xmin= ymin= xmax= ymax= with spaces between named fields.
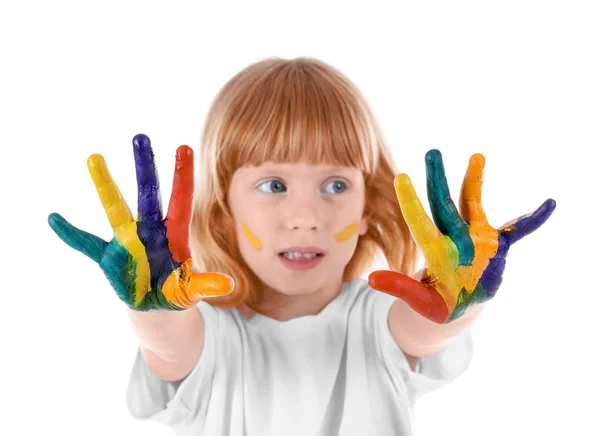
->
xmin=368 ymin=269 xmax=449 ymax=324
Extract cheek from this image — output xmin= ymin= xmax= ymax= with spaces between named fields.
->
xmin=235 ymin=223 xmax=265 ymax=272
xmin=332 ymin=200 xmax=366 ymax=243
xmin=334 ymin=222 xmax=360 ymax=242
xmin=234 ymin=204 xmax=274 ymax=255
xmin=241 ymin=222 xmax=263 ymax=251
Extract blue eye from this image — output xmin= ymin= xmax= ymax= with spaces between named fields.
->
xmin=323 ymin=180 xmax=346 ymax=194
xmin=257 ymin=179 xmax=286 ymax=193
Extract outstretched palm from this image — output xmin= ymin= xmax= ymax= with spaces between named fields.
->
xmin=48 ymin=134 xmax=234 ymax=310
xmin=369 ymin=149 xmax=556 ymax=324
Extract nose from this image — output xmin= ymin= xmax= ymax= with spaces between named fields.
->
xmin=284 ymin=195 xmax=321 ymax=231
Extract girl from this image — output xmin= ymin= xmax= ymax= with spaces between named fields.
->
xmin=48 ymin=57 xmax=555 ymax=435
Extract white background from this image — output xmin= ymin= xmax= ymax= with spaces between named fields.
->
xmin=1 ymin=1 xmax=598 ymax=435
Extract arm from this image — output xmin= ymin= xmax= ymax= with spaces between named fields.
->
xmin=127 ymin=307 xmax=205 ymax=382
xmin=388 ymin=297 xmax=484 ymax=371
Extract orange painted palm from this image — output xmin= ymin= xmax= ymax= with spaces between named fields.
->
xmin=48 ymin=134 xmax=234 ymax=310
xmin=369 ymin=150 xmax=556 ymax=324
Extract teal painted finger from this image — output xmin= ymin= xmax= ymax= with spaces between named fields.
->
xmin=425 ymin=150 xmax=474 ymax=265
xmin=48 ymin=213 xmax=108 ymax=263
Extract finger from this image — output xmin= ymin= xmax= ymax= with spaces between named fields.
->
xmin=459 ymin=153 xmax=489 ymax=225
xmin=48 ymin=213 xmax=108 ymax=263
xmin=368 ymin=270 xmax=449 ymax=324
xmin=501 ymin=198 xmax=556 ymax=246
xmin=161 ymin=260 xmax=235 ymax=308
xmin=165 ymin=145 xmax=194 ymax=263
xmin=133 ymin=134 xmax=163 ymax=222
xmin=394 ymin=173 xmax=448 ymax=267
xmin=87 ymin=154 xmax=134 ymax=230
xmin=425 ymin=149 xmax=473 ymax=265
xmin=190 ymin=272 xmax=236 ymax=298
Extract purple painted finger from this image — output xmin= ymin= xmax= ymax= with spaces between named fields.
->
xmin=479 ymin=235 xmax=509 ymax=299
xmin=133 ymin=134 xmax=163 ymax=222
xmin=502 ymin=198 xmax=556 ymax=246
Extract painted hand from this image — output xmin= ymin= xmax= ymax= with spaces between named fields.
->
xmin=48 ymin=134 xmax=234 ymax=310
xmin=368 ymin=150 xmax=556 ymax=324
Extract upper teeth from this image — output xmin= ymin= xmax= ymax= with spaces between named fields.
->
xmin=283 ymin=252 xmax=319 ymax=260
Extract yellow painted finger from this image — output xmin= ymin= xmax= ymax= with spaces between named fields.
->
xmin=394 ymin=174 xmax=448 ymax=267
xmin=87 ymin=154 xmax=133 ymax=230
xmin=459 ymin=153 xmax=489 ymax=225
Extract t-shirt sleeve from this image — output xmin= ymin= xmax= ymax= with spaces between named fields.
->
xmin=125 ymin=301 xmax=220 ymax=427
xmin=371 ymin=290 xmax=474 ymax=408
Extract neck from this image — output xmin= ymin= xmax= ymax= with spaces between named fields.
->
xmin=243 ymin=278 xmax=344 ymax=321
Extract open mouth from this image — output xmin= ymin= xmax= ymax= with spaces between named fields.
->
xmin=278 ymin=252 xmax=325 ymax=260
xmin=277 ymin=251 xmax=325 ymax=270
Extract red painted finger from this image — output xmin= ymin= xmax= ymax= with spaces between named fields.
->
xmin=368 ymin=270 xmax=449 ymax=324
xmin=166 ymin=145 xmax=194 ymax=262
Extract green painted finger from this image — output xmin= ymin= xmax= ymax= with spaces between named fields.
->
xmin=48 ymin=213 xmax=108 ymax=263
xmin=425 ymin=149 xmax=474 ymax=266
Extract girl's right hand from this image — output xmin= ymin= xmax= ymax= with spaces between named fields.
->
xmin=48 ymin=134 xmax=234 ymax=311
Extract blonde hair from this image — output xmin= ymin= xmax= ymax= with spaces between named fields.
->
xmin=190 ymin=57 xmax=418 ymax=309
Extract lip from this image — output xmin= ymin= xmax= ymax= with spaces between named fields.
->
xmin=277 ymin=246 xmax=326 ymax=255
xmin=278 ymin=252 xmax=325 ymax=271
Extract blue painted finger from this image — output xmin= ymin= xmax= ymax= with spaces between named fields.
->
xmin=502 ymin=198 xmax=556 ymax=246
xmin=133 ymin=134 xmax=163 ymax=222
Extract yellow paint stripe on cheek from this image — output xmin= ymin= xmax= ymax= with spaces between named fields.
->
xmin=335 ymin=222 xmax=360 ymax=243
xmin=242 ymin=222 xmax=262 ymax=251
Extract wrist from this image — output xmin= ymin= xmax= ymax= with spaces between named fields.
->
xmin=127 ymin=305 xmax=199 ymax=344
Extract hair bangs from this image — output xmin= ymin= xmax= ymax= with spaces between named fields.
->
xmin=218 ymin=59 xmax=379 ymax=175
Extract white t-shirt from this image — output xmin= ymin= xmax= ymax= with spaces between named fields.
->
xmin=126 ymin=277 xmax=473 ymax=435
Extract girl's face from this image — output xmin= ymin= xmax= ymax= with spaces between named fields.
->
xmin=227 ymin=161 xmax=368 ymax=297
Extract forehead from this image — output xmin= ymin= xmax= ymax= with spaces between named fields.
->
xmin=236 ymin=161 xmax=362 ymax=177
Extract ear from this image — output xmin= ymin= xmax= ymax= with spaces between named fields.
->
xmin=359 ymin=204 xmax=374 ymax=236
xmin=359 ymin=215 xmax=369 ymax=236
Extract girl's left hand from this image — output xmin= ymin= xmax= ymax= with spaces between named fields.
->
xmin=368 ymin=149 xmax=556 ymax=324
